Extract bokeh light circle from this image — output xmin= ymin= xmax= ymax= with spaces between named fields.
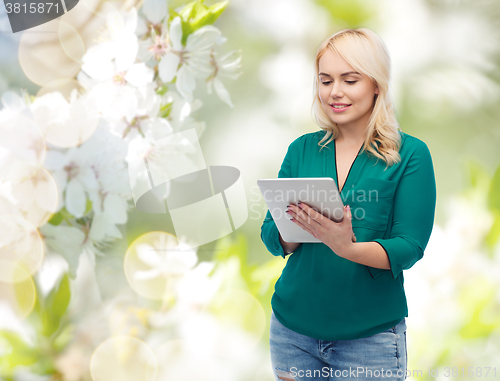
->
xmin=0 ymin=261 xmax=36 ymax=319
xmin=31 ymin=89 xmax=100 ymax=148
xmin=58 ymin=20 xmax=85 ymax=64
xmin=0 ymin=114 xmax=46 ymax=165
xmin=0 ymin=158 xmax=59 ymax=227
xmin=19 ymin=20 xmax=83 ymax=86
xmin=36 ymin=78 xmax=84 ymax=101
xmin=0 ymin=215 xmax=44 ymax=281
xmin=124 ymin=231 xmax=197 ymax=301
xmin=90 ymin=336 xmax=157 ymax=381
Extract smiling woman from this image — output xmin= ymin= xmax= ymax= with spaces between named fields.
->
xmin=318 ymin=57 xmax=379 ymax=130
xmin=260 ymin=28 xmax=436 ymax=381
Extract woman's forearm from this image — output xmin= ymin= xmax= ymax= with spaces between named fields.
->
xmin=279 ymin=233 xmax=301 ymax=254
xmin=337 ymin=241 xmax=391 ymax=270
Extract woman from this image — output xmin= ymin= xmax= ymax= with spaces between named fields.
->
xmin=260 ymin=28 xmax=436 ymax=381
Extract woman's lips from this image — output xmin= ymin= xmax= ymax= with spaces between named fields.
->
xmin=330 ymin=104 xmax=352 ymax=113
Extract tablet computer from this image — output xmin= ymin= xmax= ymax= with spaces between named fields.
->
xmin=257 ymin=177 xmax=344 ymax=243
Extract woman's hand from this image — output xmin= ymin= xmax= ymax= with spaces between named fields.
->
xmin=286 ymin=201 xmax=356 ymax=256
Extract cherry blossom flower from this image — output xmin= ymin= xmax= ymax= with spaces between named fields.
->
xmin=140 ymin=0 xmax=168 ymax=25
xmin=44 ymin=122 xmax=130 ymax=220
xmin=206 ymin=49 xmax=242 ymax=108
xmin=31 ymin=89 xmax=100 ymax=148
xmin=79 ymin=8 xmax=155 ymax=122
xmin=158 ymin=17 xmax=221 ymax=102
xmin=162 ymin=91 xmax=206 ymax=137
xmin=106 ymin=82 xmax=175 ymax=143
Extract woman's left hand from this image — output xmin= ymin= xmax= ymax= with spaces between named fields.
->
xmin=286 ymin=201 xmax=355 ymax=256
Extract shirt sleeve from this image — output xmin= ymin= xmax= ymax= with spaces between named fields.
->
xmin=260 ymin=137 xmax=302 ymax=259
xmin=368 ymin=142 xmax=437 ymax=280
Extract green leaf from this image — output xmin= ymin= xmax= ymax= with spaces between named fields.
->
xmin=47 ymin=212 xmax=64 ymax=226
xmin=85 ymin=198 xmax=93 ymax=214
xmin=25 ymin=282 xmax=45 ymax=334
xmin=159 ymin=102 xmax=174 ymax=118
xmin=53 ymin=324 xmax=74 ymax=352
xmin=313 ymin=0 xmax=376 ymax=27
xmin=178 ymin=0 xmax=197 ymax=21
xmin=156 ymin=84 xmax=169 ymax=95
xmin=42 ymin=273 xmax=71 ymax=337
xmin=485 ymin=210 xmax=500 ymax=248
xmin=488 ymin=164 xmax=500 ymax=211
xmin=193 ymin=1 xmax=228 ymax=29
xmin=176 ymin=0 xmax=228 ymax=44
xmin=48 ymin=207 xmax=75 ymax=226
xmin=0 ymin=330 xmax=38 ymax=375
xmin=177 ymin=0 xmax=197 ymax=42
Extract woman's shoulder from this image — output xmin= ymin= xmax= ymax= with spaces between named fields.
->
xmin=397 ymin=130 xmax=432 ymax=158
xmin=295 ymin=129 xmax=333 ymax=145
xmin=287 ymin=130 xmax=325 ymax=150
xmin=289 ymin=129 xmax=431 ymax=158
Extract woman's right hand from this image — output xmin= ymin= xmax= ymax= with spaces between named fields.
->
xmin=279 ymin=232 xmax=354 ymax=252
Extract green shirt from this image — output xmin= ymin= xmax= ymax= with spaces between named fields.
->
xmin=260 ymin=129 xmax=436 ymax=340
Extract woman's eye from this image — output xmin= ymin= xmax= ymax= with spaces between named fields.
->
xmin=321 ymin=81 xmax=357 ymax=85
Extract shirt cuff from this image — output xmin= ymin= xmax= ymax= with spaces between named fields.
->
xmin=262 ymin=222 xmax=287 ymax=259
xmin=372 ymin=238 xmax=403 ymax=280
xmin=366 ymin=240 xmax=395 ymax=279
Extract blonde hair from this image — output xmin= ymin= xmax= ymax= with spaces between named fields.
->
xmin=312 ymin=28 xmax=402 ymax=168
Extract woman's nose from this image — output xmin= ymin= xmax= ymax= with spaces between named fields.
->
xmin=330 ymin=82 xmax=343 ymax=98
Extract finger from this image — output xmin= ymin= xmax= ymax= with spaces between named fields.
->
xmin=286 ymin=206 xmax=303 ymax=221
xmin=342 ymin=205 xmax=352 ymax=223
xmin=297 ymin=202 xmax=324 ymax=227
xmin=290 ymin=206 xmax=319 ymax=234
xmin=291 ymin=204 xmax=312 ymax=225
xmin=287 ymin=206 xmax=309 ymax=226
xmin=293 ymin=207 xmax=314 ymax=227
xmin=291 ymin=217 xmax=318 ymax=237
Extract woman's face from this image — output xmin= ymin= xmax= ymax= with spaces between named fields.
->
xmin=318 ymin=49 xmax=379 ymax=131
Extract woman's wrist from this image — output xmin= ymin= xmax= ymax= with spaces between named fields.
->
xmin=279 ymin=233 xmax=300 ymax=254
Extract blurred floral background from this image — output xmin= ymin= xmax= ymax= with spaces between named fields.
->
xmin=0 ymin=0 xmax=500 ymax=380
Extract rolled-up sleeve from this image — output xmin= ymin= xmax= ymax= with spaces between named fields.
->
xmin=369 ymin=142 xmax=437 ymax=280
xmin=260 ymin=138 xmax=301 ymax=259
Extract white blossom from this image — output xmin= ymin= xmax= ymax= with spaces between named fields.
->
xmin=140 ymin=0 xmax=168 ymax=25
xmin=158 ymin=17 xmax=221 ymax=102
xmin=206 ymin=50 xmax=243 ymax=108
xmin=162 ymin=91 xmax=206 ymax=137
xmin=31 ymin=89 xmax=100 ymax=148
xmin=79 ymin=8 xmax=155 ymax=122
xmin=44 ymin=121 xmax=131 ymax=221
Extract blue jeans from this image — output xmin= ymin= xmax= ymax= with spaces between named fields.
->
xmin=270 ymin=311 xmax=407 ymax=381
